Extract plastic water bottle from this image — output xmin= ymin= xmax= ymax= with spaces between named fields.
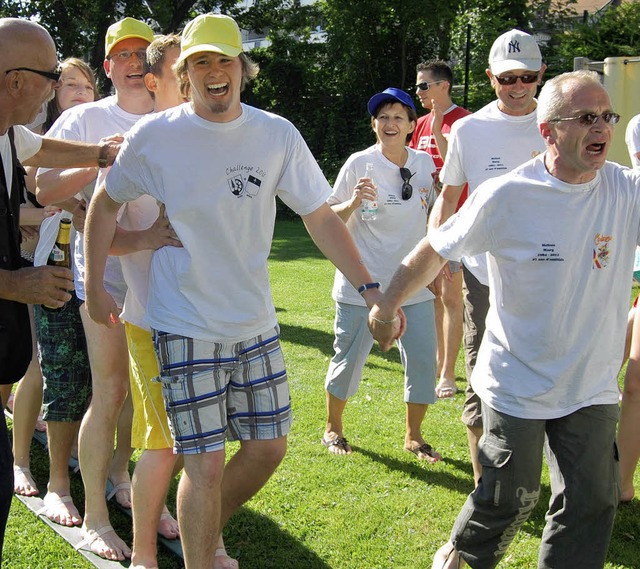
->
xmin=361 ymin=162 xmax=378 ymax=221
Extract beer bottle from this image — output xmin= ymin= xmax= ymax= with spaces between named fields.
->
xmin=43 ymin=219 xmax=72 ymax=311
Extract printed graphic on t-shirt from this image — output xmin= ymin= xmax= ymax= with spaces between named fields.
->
xmin=531 ymin=242 xmax=564 ymax=262
xmin=225 ymin=164 xmax=266 ymax=198
xmin=593 ymin=232 xmax=612 ymax=269
xmin=384 ymin=194 xmax=402 ymax=206
xmin=416 ymin=135 xmax=430 ymax=152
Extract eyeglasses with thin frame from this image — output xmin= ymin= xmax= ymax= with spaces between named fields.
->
xmin=5 ymin=65 xmax=62 ymax=83
xmin=108 ymin=49 xmax=147 ymax=62
xmin=415 ymin=80 xmax=445 ymax=91
xmin=400 ymin=167 xmax=414 ymax=200
xmin=494 ymin=73 xmax=539 ymax=86
xmin=550 ymin=112 xmax=620 ymax=127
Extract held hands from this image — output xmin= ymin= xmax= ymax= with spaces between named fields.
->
xmin=351 ymin=176 xmax=377 ymax=209
xmin=367 ymin=303 xmax=406 ymax=352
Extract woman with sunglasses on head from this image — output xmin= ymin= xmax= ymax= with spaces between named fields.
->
xmin=322 ymin=88 xmax=442 ymax=462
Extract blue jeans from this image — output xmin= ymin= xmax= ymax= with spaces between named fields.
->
xmin=452 ymin=403 xmax=620 ymax=569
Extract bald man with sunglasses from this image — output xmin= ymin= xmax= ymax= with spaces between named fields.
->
xmin=431 ymin=29 xmax=547 ymax=487
xmin=0 ymin=17 xmax=120 ymax=562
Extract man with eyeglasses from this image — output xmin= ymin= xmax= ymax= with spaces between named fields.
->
xmin=410 ymin=60 xmax=471 ymax=402
xmin=0 ymin=17 xmax=120 ymax=563
xmin=430 ymin=29 xmax=547 ymax=488
xmin=36 ymin=16 xmax=154 ymax=562
xmin=370 ymin=69 xmax=629 ymax=569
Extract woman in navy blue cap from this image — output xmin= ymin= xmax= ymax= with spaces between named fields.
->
xmin=321 ymin=87 xmax=442 ymax=462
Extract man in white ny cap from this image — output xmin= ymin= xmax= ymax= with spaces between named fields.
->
xmin=431 ymin=29 xmax=547 ymax=487
xmin=83 ymin=13 xmax=395 ymax=568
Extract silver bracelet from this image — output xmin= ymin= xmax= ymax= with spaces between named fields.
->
xmin=370 ymin=315 xmax=398 ymax=325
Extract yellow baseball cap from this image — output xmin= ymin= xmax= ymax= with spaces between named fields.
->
xmin=105 ymin=17 xmax=154 ymax=56
xmin=177 ymin=14 xmax=243 ymax=65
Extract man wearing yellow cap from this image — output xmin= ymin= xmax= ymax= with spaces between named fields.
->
xmin=36 ymin=17 xmax=154 ymax=562
xmin=84 ymin=13 xmax=397 ymax=569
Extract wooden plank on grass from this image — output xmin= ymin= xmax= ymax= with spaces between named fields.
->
xmin=105 ymin=480 xmax=184 ymax=559
xmin=7 ymin=408 xmax=183 ymax=562
xmin=14 ymin=493 xmax=130 ymax=568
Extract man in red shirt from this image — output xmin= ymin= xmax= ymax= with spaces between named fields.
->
xmin=410 ymin=60 xmax=470 ymax=399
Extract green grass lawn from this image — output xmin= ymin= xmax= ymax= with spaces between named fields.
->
xmin=5 ymin=218 xmax=640 ymax=568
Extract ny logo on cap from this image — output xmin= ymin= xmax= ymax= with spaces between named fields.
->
xmin=508 ymin=40 xmax=521 ymax=53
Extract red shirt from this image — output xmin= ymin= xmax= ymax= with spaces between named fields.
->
xmin=410 ymin=104 xmax=471 ymax=211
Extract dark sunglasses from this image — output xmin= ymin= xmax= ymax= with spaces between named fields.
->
xmin=5 ymin=65 xmax=62 ymax=83
xmin=550 ymin=112 xmax=621 ymax=127
xmin=415 ymin=79 xmax=445 ymax=91
xmin=494 ymin=73 xmax=539 ymax=86
xmin=400 ymin=167 xmax=414 ymax=200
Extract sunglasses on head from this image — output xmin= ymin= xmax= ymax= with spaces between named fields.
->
xmin=400 ymin=168 xmax=414 ymax=200
xmin=550 ymin=112 xmax=620 ymax=127
xmin=494 ymin=73 xmax=539 ymax=86
xmin=415 ymin=79 xmax=445 ymax=91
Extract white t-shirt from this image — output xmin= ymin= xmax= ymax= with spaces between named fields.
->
xmin=329 ymin=144 xmax=435 ymax=306
xmin=625 ymin=113 xmax=640 ymax=169
xmin=105 ymin=103 xmax=332 ymax=342
xmin=118 ymin=194 xmax=158 ymax=329
xmin=440 ymin=100 xmax=545 ymax=284
xmin=431 ymin=155 xmax=640 ymax=420
xmin=40 ymin=96 xmax=150 ymax=305
xmin=1 ymin=126 xmax=42 ymax=195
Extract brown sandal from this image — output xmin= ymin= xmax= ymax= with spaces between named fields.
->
xmin=322 ymin=436 xmax=351 ymax=453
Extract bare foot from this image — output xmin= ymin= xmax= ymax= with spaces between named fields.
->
xmin=404 ymin=440 xmax=442 ymax=464
xmin=321 ymin=432 xmax=352 ymax=455
xmin=77 ymin=525 xmax=131 ymax=561
xmin=432 ymin=541 xmax=466 ymax=568
xmin=40 ymin=492 xmax=82 ymax=526
xmin=13 ymin=466 xmax=39 ymax=496
xmin=435 ymin=378 xmax=458 ymax=399
xmin=107 ymin=476 xmax=132 ymax=509
xmin=215 ymin=547 xmax=239 ymax=569
xmin=620 ymin=486 xmax=635 ymax=503
xmin=158 ymin=506 xmax=179 ymax=539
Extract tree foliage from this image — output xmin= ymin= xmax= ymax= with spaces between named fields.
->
xmin=3 ymin=0 xmax=639 ymax=184
xmin=554 ymin=1 xmax=640 ymax=69
xmin=0 ymin=0 xmax=237 ymax=92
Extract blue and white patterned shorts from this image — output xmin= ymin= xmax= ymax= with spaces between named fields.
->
xmin=152 ymin=326 xmax=291 ymax=454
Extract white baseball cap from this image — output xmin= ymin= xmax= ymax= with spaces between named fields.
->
xmin=489 ymin=29 xmax=542 ymax=75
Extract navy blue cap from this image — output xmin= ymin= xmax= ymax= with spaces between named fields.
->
xmin=367 ymin=87 xmax=416 ymax=116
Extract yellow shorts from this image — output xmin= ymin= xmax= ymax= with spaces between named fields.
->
xmin=125 ymin=322 xmax=174 ymax=450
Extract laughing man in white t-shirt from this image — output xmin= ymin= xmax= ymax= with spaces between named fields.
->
xmin=370 ymin=70 xmax=630 ymax=569
xmin=83 ymin=14 xmax=395 ymax=569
